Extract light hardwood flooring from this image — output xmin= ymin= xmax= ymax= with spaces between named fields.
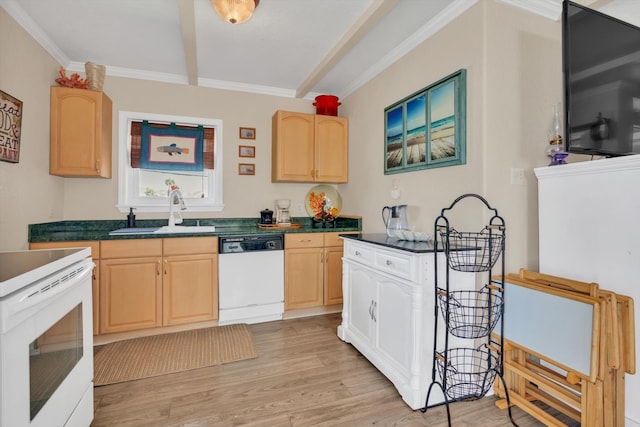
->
xmin=92 ymin=313 xmax=553 ymax=426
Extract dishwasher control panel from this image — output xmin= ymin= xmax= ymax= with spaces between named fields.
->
xmin=219 ymin=234 xmax=284 ymax=253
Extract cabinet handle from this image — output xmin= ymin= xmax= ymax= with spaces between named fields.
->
xmin=368 ymin=300 xmax=374 ymax=319
xmin=386 ymin=260 xmax=392 ymax=266
xmin=156 ymin=259 xmax=161 ymax=276
xmin=299 ymin=239 xmax=312 ymax=242
xmin=355 ymin=250 xmax=361 ymax=256
xmin=95 ymin=159 xmax=101 ymax=173
xmin=164 ymin=258 xmax=168 ymax=275
xmin=372 ymin=301 xmax=377 ymax=322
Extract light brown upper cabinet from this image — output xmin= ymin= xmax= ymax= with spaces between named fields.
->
xmin=271 ymin=110 xmax=348 ymax=183
xmin=50 ymin=87 xmax=112 ymax=178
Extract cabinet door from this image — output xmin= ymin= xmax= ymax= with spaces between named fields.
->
xmin=346 ymin=262 xmax=376 ymax=343
xmin=100 ymin=257 xmax=162 ymax=333
xmin=376 ymin=278 xmax=414 ymax=376
xmin=324 ymin=246 xmax=344 ymax=305
xmin=272 ymin=111 xmax=314 ymax=182
xmin=315 ymin=115 xmax=348 ymax=183
xmin=50 ymin=86 xmax=112 ymax=178
xmin=284 ymin=247 xmax=323 ymax=309
xmin=163 ymin=253 xmax=218 ymax=325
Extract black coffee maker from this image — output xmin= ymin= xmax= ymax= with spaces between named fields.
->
xmin=260 ymin=208 xmax=274 ymax=224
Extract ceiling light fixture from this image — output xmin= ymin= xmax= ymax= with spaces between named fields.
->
xmin=213 ymin=0 xmax=259 ymax=25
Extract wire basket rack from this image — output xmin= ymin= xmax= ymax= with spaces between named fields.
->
xmin=439 ymin=226 xmax=504 ymax=272
xmin=436 ymin=286 xmax=504 ymax=339
xmin=436 ymin=346 xmax=499 ymax=401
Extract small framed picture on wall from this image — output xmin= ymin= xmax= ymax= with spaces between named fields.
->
xmin=238 ymin=163 xmax=255 ymax=175
xmin=239 ymin=145 xmax=255 ymax=158
xmin=239 ymin=127 xmax=256 ymax=140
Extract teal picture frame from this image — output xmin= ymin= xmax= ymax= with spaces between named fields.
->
xmin=384 ymin=69 xmax=466 ymax=174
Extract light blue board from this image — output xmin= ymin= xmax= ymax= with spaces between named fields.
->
xmin=503 ymin=281 xmax=595 ymax=377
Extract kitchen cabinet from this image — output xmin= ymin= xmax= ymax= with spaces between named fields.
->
xmin=338 ymin=238 xmax=474 ymax=410
xmin=100 ymin=239 xmax=163 ymax=333
xmin=50 ymin=86 xmax=112 ymax=178
xmin=271 ymin=110 xmax=348 ymax=183
xmin=162 ymin=238 xmax=218 ymax=326
xmin=344 ymin=261 xmax=413 ymax=377
xmin=284 ymin=232 xmax=355 ymax=309
xmin=99 ymin=237 xmax=218 ymax=334
xmin=284 ymin=233 xmax=324 ymax=309
xmin=29 ymin=240 xmax=101 ymax=335
xmin=323 ymin=232 xmax=351 ymax=305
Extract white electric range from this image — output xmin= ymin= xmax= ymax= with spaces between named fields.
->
xmin=0 ymin=247 xmax=94 ymax=427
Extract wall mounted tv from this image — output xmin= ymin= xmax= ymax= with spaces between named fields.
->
xmin=563 ymin=1 xmax=640 ymax=157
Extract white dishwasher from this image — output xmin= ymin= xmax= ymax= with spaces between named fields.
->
xmin=218 ymin=234 xmax=284 ymax=325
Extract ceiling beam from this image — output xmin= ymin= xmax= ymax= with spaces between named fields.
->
xmin=178 ymin=0 xmax=199 ymax=86
xmin=295 ymin=0 xmax=399 ymax=99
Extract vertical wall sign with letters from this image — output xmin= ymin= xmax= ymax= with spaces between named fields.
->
xmin=0 ymin=90 xmax=23 ymax=163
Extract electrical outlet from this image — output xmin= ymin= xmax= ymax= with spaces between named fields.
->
xmin=510 ymin=168 xmax=525 ymax=185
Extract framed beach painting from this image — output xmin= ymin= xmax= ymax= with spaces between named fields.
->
xmin=384 ymin=69 xmax=466 ymax=174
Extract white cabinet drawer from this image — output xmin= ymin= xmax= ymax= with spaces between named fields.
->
xmin=344 ymin=240 xmax=415 ymax=281
xmin=344 ymin=241 xmax=374 ymax=264
xmin=374 ymin=250 xmax=412 ymax=280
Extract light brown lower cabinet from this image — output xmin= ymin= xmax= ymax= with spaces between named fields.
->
xmin=100 ymin=237 xmax=218 ymax=334
xmin=284 ymin=232 xmax=356 ymax=309
xmin=162 ymin=238 xmax=218 ymax=326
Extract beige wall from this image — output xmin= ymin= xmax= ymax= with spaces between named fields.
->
xmin=0 ymin=8 xmax=64 ymax=251
xmin=341 ymin=1 xmax=563 ymax=273
xmin=1 ymin=1 xmax=565 ymax=275
xmin=62 ymin=77 xmax=321 ymax=221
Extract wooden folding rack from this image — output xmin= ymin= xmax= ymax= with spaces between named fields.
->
xmin=493 ymin=269 xmax=635 ymax=427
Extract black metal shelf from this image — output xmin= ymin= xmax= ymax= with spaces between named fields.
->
xmin=422 ymin=193 xmax=517 ymax=427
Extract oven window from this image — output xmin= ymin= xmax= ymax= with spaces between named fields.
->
xmin=29 ymin=304 xmax=83 ymax=420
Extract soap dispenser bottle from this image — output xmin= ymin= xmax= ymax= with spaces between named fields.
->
xmin=127 ymin=207 xmax=136 ymax=228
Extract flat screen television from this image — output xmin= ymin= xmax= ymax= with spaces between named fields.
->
xmin=563 ymin=1 xmax=640 ymax=157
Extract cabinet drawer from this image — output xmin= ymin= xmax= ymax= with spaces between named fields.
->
xmin=374 ymin=249 xmax=412 ymax=280
xmin=344 ymin=241 xmax=374 ymax=264
xmin=285 ymin=233 xmax=324 ymax=248
xmin=30 ymin=240 xmax=100 ymax=259
xmin=101 ymin=239 xmax=162 ymax=259
xmin=163 ymin=237 xmax=218 ymax=256
xmin=324 ymin=231 xmax=358 ymax=247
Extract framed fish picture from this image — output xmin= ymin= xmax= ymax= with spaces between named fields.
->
xmin=384 ymin=69 xmax=466 ymax=174
xmin=139 ymin=121 xmax=204 ymax=171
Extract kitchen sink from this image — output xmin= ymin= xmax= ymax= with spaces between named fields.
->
xmin=154 ymin=225 xmax=216 ymax=233
xmin=109 ymin=225 xmax=216 ymax=235
xmin=109 ymin=227 xmax=159 ymax=235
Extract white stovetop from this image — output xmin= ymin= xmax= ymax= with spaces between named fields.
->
xmin=0 ymin=247 xmax=91 ymax=298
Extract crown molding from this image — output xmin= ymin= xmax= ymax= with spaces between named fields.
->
xmin=0 ymin=0 xmax=70 ymax=66
xmin=198 ymin=78 xmax=296 ymax=98
xmin=338 ymin=0 xmax=479 ymax=99
xmin=496 ymin=0 xmax=561 ymax=21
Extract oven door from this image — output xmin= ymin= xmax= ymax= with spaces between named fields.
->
xmin=0 ymin=258 xmax=94 ymax=427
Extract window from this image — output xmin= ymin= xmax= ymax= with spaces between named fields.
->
xmin=117 ymin=111 xmax=223 ymax=213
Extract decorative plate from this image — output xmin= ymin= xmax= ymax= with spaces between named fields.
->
xmin=305 ymin=185 xmax=343 ymax=222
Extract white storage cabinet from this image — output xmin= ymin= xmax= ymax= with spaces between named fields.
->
xmin=338 ymin=238 xmax=474 ymax=410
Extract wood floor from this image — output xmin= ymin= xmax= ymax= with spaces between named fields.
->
xmin=92 ymin=313 xmax=550 ymax=426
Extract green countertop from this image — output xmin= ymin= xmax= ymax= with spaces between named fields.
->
xmin=28 ymin=217 xmax=362 ymax=242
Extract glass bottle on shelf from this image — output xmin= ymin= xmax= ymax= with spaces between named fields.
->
xmin=546 ymin=103 xmax=568 ymax=165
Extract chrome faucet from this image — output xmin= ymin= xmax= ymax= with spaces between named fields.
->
xmin=168 ymin=189 xmax=186 ymax=227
